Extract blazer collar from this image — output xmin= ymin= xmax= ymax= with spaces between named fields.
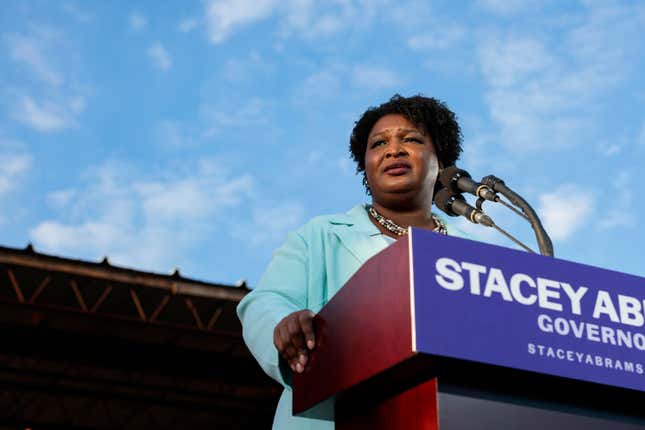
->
xmin=328 ymin=205 xmax=390 ymax=265
xmin=327 ymin=204 xmax=465 ymax=264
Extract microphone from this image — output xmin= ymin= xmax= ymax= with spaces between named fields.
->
xmin=440 ymin=166 xmax=498 ymax=202
xmin=435 ymin=188 xmax=494 ymax=227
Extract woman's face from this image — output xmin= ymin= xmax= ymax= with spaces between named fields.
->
xmin=364 ymin=114 xmax=440 ymax=208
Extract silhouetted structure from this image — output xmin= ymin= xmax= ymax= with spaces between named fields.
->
xmin=0 ymin=244 xmax=280 ymax=429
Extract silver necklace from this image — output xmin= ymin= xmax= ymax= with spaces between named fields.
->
xmin=368 ymin=205 xmax=448 ymax=236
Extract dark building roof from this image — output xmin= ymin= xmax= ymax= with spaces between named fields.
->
xmin=0 ymin=243 xmax=280 ymax=429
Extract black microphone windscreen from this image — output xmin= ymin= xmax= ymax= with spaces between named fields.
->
xmin=439 ymin=166 xmax=470 ymax=191
xmin=434 ymin=188 xmax=457 ymax=216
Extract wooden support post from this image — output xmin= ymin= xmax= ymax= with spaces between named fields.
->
xmin=7 ymin=269 xmax=25 ymax=303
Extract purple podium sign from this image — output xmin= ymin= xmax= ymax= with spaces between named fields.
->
xmin=410 ymin=227 xmax=645 ymax=393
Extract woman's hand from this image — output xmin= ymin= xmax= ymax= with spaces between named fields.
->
xmin=273 ymin=310 xmax=315 ymax=374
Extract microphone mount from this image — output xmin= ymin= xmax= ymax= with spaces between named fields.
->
xmin=436 ymin=166 xmax=554 ymax=257
xmin=481 ymin=175 xmax=554 ymax=257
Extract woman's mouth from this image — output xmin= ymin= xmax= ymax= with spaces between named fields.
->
xmin=384 ymin=162 xmax=411 ymax=175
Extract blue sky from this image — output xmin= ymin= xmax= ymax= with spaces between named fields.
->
xmin=1 ymin=0 xmax=644 ymax=286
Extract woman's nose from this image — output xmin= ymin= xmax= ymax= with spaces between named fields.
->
xmin=386 ymin=139 xmax=408 ymax=158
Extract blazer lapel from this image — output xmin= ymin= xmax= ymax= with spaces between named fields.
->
xmin=328 ymin=205 xmax=389 ymax=266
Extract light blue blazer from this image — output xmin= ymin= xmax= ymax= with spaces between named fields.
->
xmin=236 ymin=205 xmax=464 ymax=429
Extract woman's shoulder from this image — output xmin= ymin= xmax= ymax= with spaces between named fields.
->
xmin=296 ymin=204 xmax=371 ymax=236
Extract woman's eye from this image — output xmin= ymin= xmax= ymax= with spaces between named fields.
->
xmin=404 ymin=137 xmax=422 ymax=143
xmin=370 ymin=140 xmax=386 ymax=148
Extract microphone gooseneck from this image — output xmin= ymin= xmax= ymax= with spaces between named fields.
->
xmin=481 ymin=175 xmax=554 ymax=257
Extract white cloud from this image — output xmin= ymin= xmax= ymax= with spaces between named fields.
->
xmin=201 ymin=98 xmax=271 ymax=135
xmin=292 ymin=67 xmax=343 ymax=104
xmin=62 ymin=3 xmax=94 ymax=23
xmin=277 ymin=0 xmax=365 ymax=40
xmin=477 ymin=34 xmax=591 ymax=150
xmin=11 ymin=96 xmax=85 ymax=132
xmin=205 ymin=0 xmax=278 ymax=44
xmin=352 ymin=65 xmax=403 ymax=90
xmin=595 ymin=170 xmax=636 ymax=230
xmin=179 ymin=18 xmax=200 ymax=33
xmin=30 ymin=159 xmax=255 ymax=272
xmin=407 ymin=25 xmax=466 ymax=51
xmin=148 ymin=43 xmax=172 ymax=70
xmin=292 ymin=62 xmax=402 ymax=104
xmin=475 ymin=0 xmax=545 ymax=16
xmin=135 ymin=175 xmax=253 ymax=223
xmin=538 ymin=184 xmax=594 ymax=241
xmin=129 ymin=12 xmax=147 ymax=30
xmin=0 ymin=152 xmax=32 ymax=195
xmin=221 ymin=51 xmax=274 ymax=82
xmin=156 ymin=121 xmax=196 ymax=147
xmin=337 ymin=157 xmax=353 ymax=174
xmin=203 ymin=0 xmax=383 ymax=44
xmin=596 ymin=210 xmax=636 ymax=230
xmin=232 ymin=201 xmax=305 ymax=246
xmin=5 ymin=27 xmax=90 ymax=132
xmin=5 ymin=33 xmax=63 ymax=86
xmin=478 ymin=36 xmax=554 ymax=88
xmin=476 ymin=3 xmax=645 ymax=152
xmin=47 ymin=189 xmax=76 ymax=209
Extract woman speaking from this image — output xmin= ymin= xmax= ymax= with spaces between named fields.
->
xmin=237 ymin=94 xmax=464 ymax=429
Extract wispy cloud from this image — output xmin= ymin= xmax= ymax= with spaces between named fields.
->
xmin=476 ymin=33 xmax=583 ymax=151
xmin=475 ymin=0 xmax=545 ymax=16
xmin=30 ymin=159 xmax=254 ymax=272
xmin=637 ymin=120 xmax=645 ymax=147
xmin=201 ymin=98 xmax=271 ymax=136
xmin=62 ymin=3 xmax=94 ymax=23
xmin=11 ymin=95 xmax=85 ymax=132
xmin=5 ymin=32 xmax=64 ymax=86
xmin=155 ymin=120 xmax=197 ymax=148
xmin=478 ymin=36 xmax=554 ymax=88
xmin=203 ymin=0 xmax=382 ymax=44
xmin=276 ymin=0 xmax=367 ymax=40
xmin=179 ymin=18 xmax=200 ymax=33
xmin=292 ymin=66 xmax=343 ymax=104
xmin=5 ymin=25 xmax=90 ymax=133
xmin=231 ymin=201 xmax=305 ymax=246
xmin=205 ymin=0 xmax=277 ymax=44
xmin=292 ymin=62 xmax=401 ymax=105
xmin=352 ymin=65 xmax=403 ymax=90
xmin=538 ymin=184 xmax=594 ymax=241
xmin=221 ymin=51 xmax=274 ymax=82
xmin=407 ymin=25 xmax=466 ymax=51
xmin=596 ymin=170 xmax=636 ymax=230
xmin=0 ymin=152 xmax=32 ymax=195
xmin=476 ymin=2 xmax=645 ymax=152
xmin=129 ymin=12 xmax=148 ymax=30
xmin=148 ymin=43 xmax=172 ymax=70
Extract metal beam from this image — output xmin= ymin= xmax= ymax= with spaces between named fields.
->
xmin=0 ymin=254 xmax=247 ymax=301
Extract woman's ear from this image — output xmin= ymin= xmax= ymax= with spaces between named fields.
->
xmin=437 ymin=161 xmax=444 ymax=181
xmin=434 ymin=161 xmax=445 ymax=203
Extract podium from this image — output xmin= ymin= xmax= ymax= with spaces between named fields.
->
xmin=293 ymin=228 xmax=645 ymax=429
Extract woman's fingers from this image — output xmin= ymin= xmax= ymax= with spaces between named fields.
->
xmin=273 ymin=310 xmax=316 ymax=374
xmin=298 ymin=310 xmax=316 ymax=350
xmin=287 ymin=315 xmax=307 ymax=352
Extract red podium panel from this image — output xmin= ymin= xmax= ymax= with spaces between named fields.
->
xmin=293 ymin=238 xmax=439 ymax=428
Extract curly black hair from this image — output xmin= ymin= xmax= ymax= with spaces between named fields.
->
xmin=349 ymin=94 xmax=463 ymax=194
